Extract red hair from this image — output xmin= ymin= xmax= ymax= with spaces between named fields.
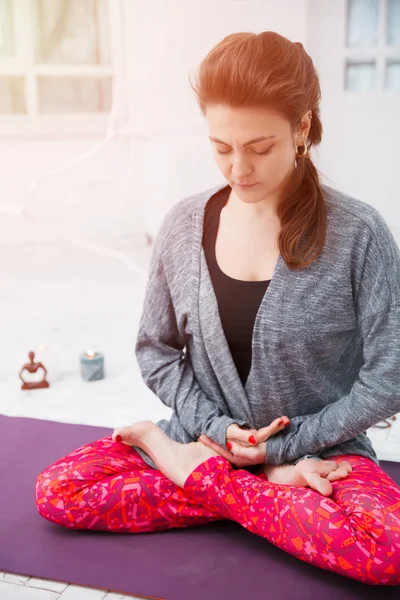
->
xmin=189 ymin=31 xmax=327 ymax=270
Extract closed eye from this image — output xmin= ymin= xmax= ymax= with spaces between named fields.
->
xmin=216 ymin=147 xmax=273 ymax=156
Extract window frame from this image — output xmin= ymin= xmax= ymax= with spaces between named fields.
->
xmin=343 ymin=0 xmax=400 ymax=92
xmin=0 ymin=0 xmax=125 ymax=138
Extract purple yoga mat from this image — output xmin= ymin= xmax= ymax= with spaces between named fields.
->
xmin=1 ymin=414 xmax=399 ymax=600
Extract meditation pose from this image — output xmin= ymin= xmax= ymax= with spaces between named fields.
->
xmin=35 ymin=31 xmax=400 ymax=586
xmin=19 ymin=351 xmax=50 ymax=389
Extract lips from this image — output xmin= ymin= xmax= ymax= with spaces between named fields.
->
xmin=235 ymin=182 xmax=257 ymax=188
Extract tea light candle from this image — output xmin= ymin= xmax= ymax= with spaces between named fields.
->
xmin=80 ymin=349 xmax=105 ymax=382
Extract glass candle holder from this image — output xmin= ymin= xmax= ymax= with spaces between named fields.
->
xmin=80 ymin=350 xmax=105 ymax=382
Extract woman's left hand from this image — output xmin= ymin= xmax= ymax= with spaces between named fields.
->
xmin=198 ymin=436 xmax=265 ymax=467
xmin=198 ymin=419 xmax=287 ymax=467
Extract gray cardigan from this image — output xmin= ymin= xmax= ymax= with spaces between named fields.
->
xmin=134 ymin=181 xmax=400 ymax=469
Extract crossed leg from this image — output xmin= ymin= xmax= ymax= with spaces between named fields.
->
xmin=35 ymin=422 xmax=400 ymax=586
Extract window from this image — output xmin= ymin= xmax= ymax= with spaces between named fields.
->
xmin=344 ymin=0 xmax=400 ymax=91
xmin=0 ymin=0 xmax=124 ymax=136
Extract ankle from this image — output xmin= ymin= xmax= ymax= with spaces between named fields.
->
xmin=264 ymin=463 xmax=294 ymax=484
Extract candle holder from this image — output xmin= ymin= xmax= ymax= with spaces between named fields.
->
xmin=80 ymin=350 xmax=105 ymax=382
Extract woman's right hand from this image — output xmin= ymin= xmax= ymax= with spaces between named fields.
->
xmin=264 ymin=458 xmax=353 ymax=497
xmin=225 ymin=418 xmax=290 ymax=449
xmin=197 ymin=417 xmax=291 ymax=467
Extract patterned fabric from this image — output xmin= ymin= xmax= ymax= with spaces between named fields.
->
xmin=35 ymin=437 xmax=400 ymax=586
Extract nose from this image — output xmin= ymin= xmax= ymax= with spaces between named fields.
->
xmin=231 ymin=155 xmax=253 ymax=179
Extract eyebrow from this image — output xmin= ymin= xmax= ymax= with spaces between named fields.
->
xmin=208 ymin=135 xmax=276 ymax=147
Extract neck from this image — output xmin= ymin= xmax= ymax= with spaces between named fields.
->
xmin=226 ymin=188 xmax=280 ymax=224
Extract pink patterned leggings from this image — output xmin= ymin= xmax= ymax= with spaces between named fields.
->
xmin=35 ymin=435 xmax=400 ymax=586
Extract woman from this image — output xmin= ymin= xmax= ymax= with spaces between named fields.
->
xmin=35 ymin=32 xmax=400 ymax=586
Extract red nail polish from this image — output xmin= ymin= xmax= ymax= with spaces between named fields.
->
xmin=116 ymin=435 xmax=122 ymax=443
xmin=278 ymin=419 xmax=284 ymax=426
xmin=227 ymin=442 xmax=232 ymax=450
xmin=248 ymin=435 xmax=257 ymax=445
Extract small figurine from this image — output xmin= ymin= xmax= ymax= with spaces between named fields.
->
xmin=19 ymin=351 xmax=50 ymax=390
xmin=372 ymin=415 xmax=397 ymax=429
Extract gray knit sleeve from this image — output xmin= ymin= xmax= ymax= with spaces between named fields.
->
xmin=265 ymin=209 xmax=400 ymax=466
xmin=292 ymin=454 xmax=323 ymax=466
xmin=135 ymin=210 xmax=250 ymax=446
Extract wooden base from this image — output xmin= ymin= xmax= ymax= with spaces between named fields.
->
xmin=21 ymin=381 xmax=50 ymax=390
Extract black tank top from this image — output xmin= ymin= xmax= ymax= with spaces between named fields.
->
xmin=202 ymin=185 xmax=271 ymax=387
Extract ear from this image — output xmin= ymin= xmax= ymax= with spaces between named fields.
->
xmin=302 ymin=110 xmax=313 ymax=136
xmin=295 ymin=110 xmax=312 ymax=143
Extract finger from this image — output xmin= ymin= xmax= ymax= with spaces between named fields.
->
xmin=198 ymin=435 xmax=234 ymax=462
xmin=226 ymin=440 xmax=260 ymax=460
xmin=253 ymin=417 xmax=291 ymax=444
xmin=201 ymin=436 xmax=264 ymax=467
xmin=227 ymin=425 xmax=259 ymax=447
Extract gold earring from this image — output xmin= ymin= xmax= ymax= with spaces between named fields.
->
xmin=295 ymin=141 xmax=308 ymax=157
xmin=294 ymin=140 xmax=308 ymax=170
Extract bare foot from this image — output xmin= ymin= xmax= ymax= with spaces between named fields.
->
xmin=264 ymin=464 xmax=298 ymax=485
xmin=117 ymin=421 xmax=221 ymax=488
xmin=264 ymin=459 xmax=350 ymax=497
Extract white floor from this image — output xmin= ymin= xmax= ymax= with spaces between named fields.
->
xmin=1 ymin=212 xmax=399 ymax=599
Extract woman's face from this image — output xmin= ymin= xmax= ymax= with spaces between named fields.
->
xmin=206 ymin=104 xmax=309 ymax=212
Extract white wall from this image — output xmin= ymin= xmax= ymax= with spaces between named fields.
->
xmin=125 ymin=0 xmax=399 ymax=238
xmin=306 ymin=0 xmax=400 ymax=232
xmin=124 ymin=0 xmax=309 ymax=236
xmin=0 ymin=137 xmax=140 ymax=245
xmin=2 ymin=0 xmax=398 ymax=244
